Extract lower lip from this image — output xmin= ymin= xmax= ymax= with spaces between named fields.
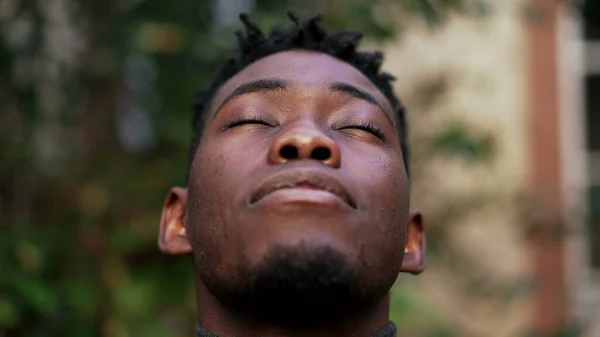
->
xmin=253 ymin=188 xmax=352 ymax=209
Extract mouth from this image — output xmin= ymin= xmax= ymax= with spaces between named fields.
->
xmin=249 ymin=169 xmax=356 ymax=209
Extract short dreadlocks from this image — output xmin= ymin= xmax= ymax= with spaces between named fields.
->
xmin=189 ymin=12 xmax=408 ymax=176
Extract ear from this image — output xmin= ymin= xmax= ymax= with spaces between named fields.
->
xmin=400 ymin=209 xmax=426 ymax=274
xmin=158 ymin=187 xmax=192 ymax=255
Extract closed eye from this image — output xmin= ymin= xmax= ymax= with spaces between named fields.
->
xmin=223 ymin=117 xmax=275 ymax=130
xmin=337 ymin=122 xmax=385 ymax=141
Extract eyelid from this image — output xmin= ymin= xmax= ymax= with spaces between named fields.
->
xmin=222 ymin=116 xmax=276 ymax=130
xmin=334 ymin=121 xmax=386 ymax=141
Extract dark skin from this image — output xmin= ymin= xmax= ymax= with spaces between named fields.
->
xmin=158 ymin=50 xmax=426 ymax=337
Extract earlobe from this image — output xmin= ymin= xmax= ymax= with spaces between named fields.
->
xmin=158 ymin=187 xmax=192 ymax=255
xmin=400 ymin=209 xmax=426 ymax=274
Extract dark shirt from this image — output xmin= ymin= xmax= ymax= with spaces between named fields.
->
xmin=195 ymin=322 xmax=397 ymax=337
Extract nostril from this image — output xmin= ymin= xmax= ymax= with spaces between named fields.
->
xmin=311 ymin=147 xmax=331 ymax=161
xmin=280 ymin=145 xmax=299 ymax=159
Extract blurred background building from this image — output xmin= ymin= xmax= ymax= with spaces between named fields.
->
xmin=0 ymin=0 xmax=598 ymax=336
xmin=381 ymin=1 xmax=596 ymax=336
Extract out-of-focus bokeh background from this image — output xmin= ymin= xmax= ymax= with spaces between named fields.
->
xmin=1 ymin=0 xmax=599 ymax=336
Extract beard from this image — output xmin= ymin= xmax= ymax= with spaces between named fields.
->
xmin=199 ymin=242 xmax=384 ymax=327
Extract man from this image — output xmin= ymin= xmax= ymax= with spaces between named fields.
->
xmin=158 ymin=12 xmax=425 ymax=337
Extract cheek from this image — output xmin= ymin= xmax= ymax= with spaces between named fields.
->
xmin=187 ymin=140 xmax=235 ymax=245
xmin=187 ymin=139 xmax=249 ymax=274
xmin=190 ymin=148 xmax=226 ymax=211
xmin=353 ymin=150 xmax=409 ymax=254
xmin=351 ymin=146 xmax=409 ymax=218
xmin=187 ymin=136 xmax=267 ymax=243
xmin=190 ymin=136 xmax=248 ymax=201
xmin=375 ymin=155 xmax=409 ymax=234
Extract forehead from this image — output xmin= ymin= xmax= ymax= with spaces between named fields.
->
xmin=210 ymin=50 xmax=394 ymax=113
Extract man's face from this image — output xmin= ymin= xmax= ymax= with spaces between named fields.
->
xmin=160 ymin=50 xmax=423 ymax=316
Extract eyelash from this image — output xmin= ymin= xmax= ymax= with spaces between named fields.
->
xmin=224 ymin=118 xmax=384 ymax=141
xmin=339 ymin=122 xmax=385 ymax=140
xmin=224 ymin=117 xmax=274 ymax=129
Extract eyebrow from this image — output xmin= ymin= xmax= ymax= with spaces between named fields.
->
xmin=212 ymin=78 xmax=393 ymax=124
xmin=329 ymin=82 xmax=393 ymax=124
xmin=213 ymin=78 xmax=287 ymax=117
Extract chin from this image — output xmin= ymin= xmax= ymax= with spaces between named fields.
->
xmin=202 ymin=242 xmax=385 ymax=326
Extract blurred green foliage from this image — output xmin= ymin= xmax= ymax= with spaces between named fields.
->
xmin=0 ymin=0 xmax=493 ymax=336
xmin=430 ymin=123 xmax=494 ymax=163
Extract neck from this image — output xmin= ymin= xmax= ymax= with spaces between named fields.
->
xmin=196 ymin=282 xmax=391 ymax=337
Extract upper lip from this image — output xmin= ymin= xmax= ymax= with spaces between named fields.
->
xmin=249 ymin=169 xmax=356 ymax=208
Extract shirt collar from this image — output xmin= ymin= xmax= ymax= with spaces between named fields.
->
xmin=195 ymin=321 xmax=397 ymax=337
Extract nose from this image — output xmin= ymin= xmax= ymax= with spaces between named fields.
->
xmin=268 ymin=122 xmax=341 ymax=168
